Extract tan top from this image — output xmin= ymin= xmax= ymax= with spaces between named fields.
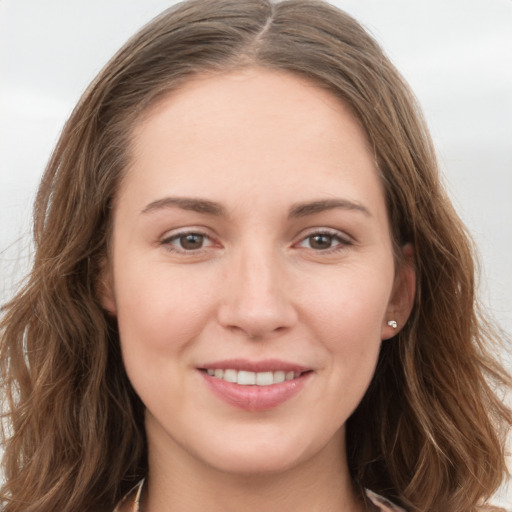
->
xmin=113 ymin=480 xmax=406 ymax=512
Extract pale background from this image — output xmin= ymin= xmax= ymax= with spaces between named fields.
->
xmin=0 ymin=0 xmax=511 ymax=506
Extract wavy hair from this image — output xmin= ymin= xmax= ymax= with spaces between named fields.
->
xmin=1 ymin=1 xmax=510 ymax=510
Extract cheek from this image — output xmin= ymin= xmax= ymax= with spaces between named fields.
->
xmin=112 ymin=266 xmax=215 ymax=411
xmin=301 ymin=264 xmax=391 ymax=397
xmin=305 ymin=264 xmax=393 ymax=341
xmin=113 ymin=259 xmax=216 ymax=357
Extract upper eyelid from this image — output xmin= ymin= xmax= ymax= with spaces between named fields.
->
xmin=158 ymin=226 xmax=353 ymax=247
xmin=158 ymin=238 xmax=215 ymax=261
xmin=159 ymin=228 xmax=219 ymax=253
xmin=294 ymin=227 xmax=352 ymax=242
xmin=160 ymin=226 xmax=214 ymax=241
xmin=163 ymin=232 xmax=212 ymax=242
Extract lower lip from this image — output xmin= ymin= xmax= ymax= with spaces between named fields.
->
xmin=200 ymin=371 xmax=312 ymax=411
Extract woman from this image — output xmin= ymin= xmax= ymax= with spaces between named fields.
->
xmin=0 ymin=0 xmax=510 ymax=511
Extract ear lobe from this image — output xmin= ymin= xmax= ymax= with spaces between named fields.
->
xmin=97 ymin=262 xmax=117 ymax=316
xmin=382 ymin=243 xmax=416 ymax=340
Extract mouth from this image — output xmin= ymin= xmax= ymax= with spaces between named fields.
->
xmin=197 ymin=359 xmax=313 ymax=411
xmin=199 ymin=368 xmax=310 ymax=386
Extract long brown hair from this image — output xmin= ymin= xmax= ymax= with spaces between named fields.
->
xmin=1 ymin=1 xmax=510 ymax=510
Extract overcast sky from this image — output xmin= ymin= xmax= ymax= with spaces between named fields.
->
xmin=0 ymin=0 xmax=511 ymax=505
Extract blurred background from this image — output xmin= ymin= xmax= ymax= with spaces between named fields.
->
xmin=1 ymin=0 xmax=511 ymax=505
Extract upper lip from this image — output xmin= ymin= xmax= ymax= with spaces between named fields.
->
xmin=198 ymin=359 xmax=311 ymax=373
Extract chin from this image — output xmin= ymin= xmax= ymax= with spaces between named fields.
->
xmin=204 ymin=445 xmax=308 ymax=477
xmin=193 ymin=425 xmax=340 ymax=478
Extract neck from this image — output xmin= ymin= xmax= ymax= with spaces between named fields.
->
xmin=143 ymin=425 xmax=364 ymax=512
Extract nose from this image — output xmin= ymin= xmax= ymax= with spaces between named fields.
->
xmin=217 ymin=245 xmax=298 ymax=340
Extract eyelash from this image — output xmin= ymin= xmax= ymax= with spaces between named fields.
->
xmin=295 ymin=229 xmax=352 ymax=253
xmin=159 ymin=228 xmax=352 ymax=255
xmin=160 ymin=230 xmax=216 ymax=254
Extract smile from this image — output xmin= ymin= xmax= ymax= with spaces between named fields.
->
xmin=198 ymin=360 xmax=313 ymax=411
xmin=203 ymin=369 xmax=303 ymax=386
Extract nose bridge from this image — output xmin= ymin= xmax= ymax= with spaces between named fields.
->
xmin=240 ymin=242 xmax=280 ymax=303
xmin=218 ymin=238 xmax=296 ymax=338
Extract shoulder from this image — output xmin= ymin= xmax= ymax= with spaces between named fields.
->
xmin=365 ymin=489 xmax=407 ymax=511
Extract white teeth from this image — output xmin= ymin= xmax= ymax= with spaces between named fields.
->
xmin=237 ymin=370 xmax=256 ymax=385
xmin=255 ymin=371 xmax=273 ymax=386
xmin=223 ymin=369 xmax=237 ymax=383
xmin=274 ymin=371 xmax=285 ymax=383
xmin=236 ymin=370 xmax=256 ymax=386
xmin=205 ymin=368 xmax=303 ymax=386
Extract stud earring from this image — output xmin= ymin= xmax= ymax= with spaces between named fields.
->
xmin=387 ymin=320 xmax=397 ymax=329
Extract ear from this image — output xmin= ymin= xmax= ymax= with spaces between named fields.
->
xmin=97 ymin=259 xmax=117 ymax=316
xmin=382 ymin=243 xmax=415 ymax=340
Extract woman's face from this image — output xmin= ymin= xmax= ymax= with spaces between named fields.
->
xmin=102 ymin=68 xmax=414 ymax=476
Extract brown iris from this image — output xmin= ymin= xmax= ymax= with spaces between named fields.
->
xmin=308 ymin=234 xmax=335 ymax=250
xmin=179 ymin=233 xmax=205 ymax=250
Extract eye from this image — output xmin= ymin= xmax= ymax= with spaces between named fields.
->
xmin=161 ymin=231 xmax=214 ymax=252
xmin=296 ymin=230 xmax=350 ymax=251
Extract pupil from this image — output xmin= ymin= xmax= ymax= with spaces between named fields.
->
xmin=310 ymin=234 xmax=332 ymax=249
xmin=180 ymin=234 xmax=203 ymax=250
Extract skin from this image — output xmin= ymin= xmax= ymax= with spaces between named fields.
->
xmin=103 ymin=68 xmax=415 ymax=512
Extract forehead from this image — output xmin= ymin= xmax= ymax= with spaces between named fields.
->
xmin=132 ymin=67 xmax=371 ymax=156
xmin=121 ymin=67 xmax=384 ymax=219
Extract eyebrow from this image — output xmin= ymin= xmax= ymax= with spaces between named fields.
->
xmin=288 ymin=198 xmax=371 ymax=218
xmin=141 ymin=196 xmax=371 ymax=218
xmin=141 ymin=197 xmax=226 ymax=216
